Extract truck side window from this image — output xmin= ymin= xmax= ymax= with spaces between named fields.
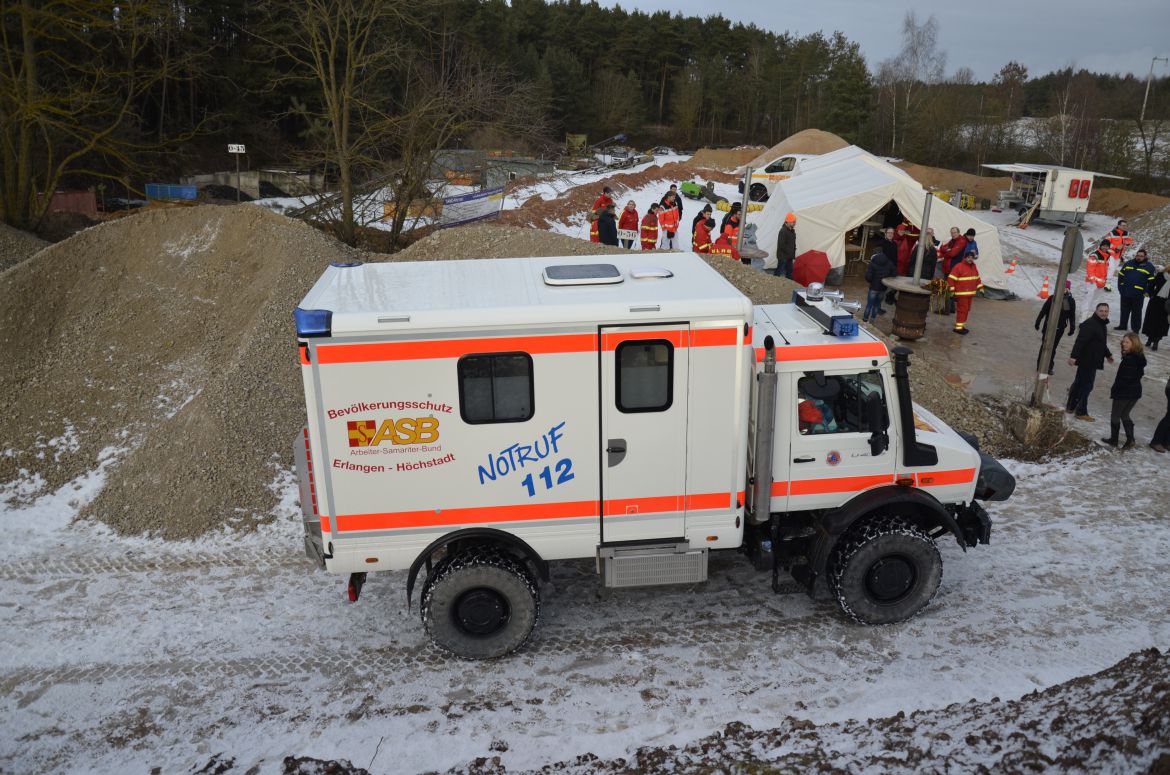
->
xmin=458 ymin=352 xmax=534 ymax=424
xmin=796 ymin=371 xmax=886 ymax=435
xmin=616 ymin=340 xmax=673 ymax=413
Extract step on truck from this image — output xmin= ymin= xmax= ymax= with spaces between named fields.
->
xmin=293 ymin=253 xmax=1015 ymax=659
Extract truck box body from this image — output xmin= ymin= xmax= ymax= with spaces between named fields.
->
xmin=296 ymin=254 xmax=754 ymax=573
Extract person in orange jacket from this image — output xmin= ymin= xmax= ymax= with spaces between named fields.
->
xmin=1081 ymin=241 xmax=1113 ymax=319
xmin=692 ymin=214 xmax=714 ymax=253
xmin=617 ymin=200 xmax=639 ymax=248
xmin=640 ymin=203 xmax=660 ymax=250
xmin=1103 ymin=218 xmax=1134 ymax=288
xmin=710 ymin=232 xmax=741 ymax=261
xmin=946 ymin=251 xmax=983 ymax=335
xmin=658 ymin=192 xmax=681 ymax=249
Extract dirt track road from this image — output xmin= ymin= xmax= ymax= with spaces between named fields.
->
xmin=3 ymin=443 xmax=1169 ymax=774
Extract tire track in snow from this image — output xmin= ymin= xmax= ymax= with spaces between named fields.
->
xmin=0 ymin=549 xmax=308 ymax=579
xmin=0 ymin=610 xmax=825 ymax=697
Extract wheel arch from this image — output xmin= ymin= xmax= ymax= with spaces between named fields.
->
xmin=813 ymin=486 xmax=964 ymax=577
xmin=406 ymin=528 xmax=549 ymax=606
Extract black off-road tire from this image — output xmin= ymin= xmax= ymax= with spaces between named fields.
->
xmin=421 ymin=547 xmax=539 ymax=660
xmin=749 ymin=183 xmax=769 ymax=202
xmin=827 ymin=515 xmax=942 ymax=625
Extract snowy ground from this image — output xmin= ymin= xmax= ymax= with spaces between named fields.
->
xmin=3 ymin=430 xmax=1169 ymax=772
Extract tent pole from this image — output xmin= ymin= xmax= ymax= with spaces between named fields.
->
xmin=736 ymin=167 xmax=753 ymax=255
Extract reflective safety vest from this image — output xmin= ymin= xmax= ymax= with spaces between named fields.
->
xmin=946 ymin=261 xmax=983 ymax=296
xmin=1085 ymin=250 xmax=1110 ymax=288
xmin=693 ymin=220 xmax=713 ymax=253
xmin=589 ymin=219 xmax=600 ymax=243
xmin=640 ymin=214 xmax=659 ymax=250
xmin=658 ymin=206 xmax=680 ymax=232
xmin=1106 ymin=228 xmax=1134 ymax=255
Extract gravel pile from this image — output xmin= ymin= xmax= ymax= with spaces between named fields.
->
xmin=437 ymin=648 xmax=1170 ymax=774
xmin=0 ymin=223 xmax=49 ymax=272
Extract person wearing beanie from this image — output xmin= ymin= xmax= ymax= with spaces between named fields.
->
xmin=961 ymin=227 xmax=979 ymax=259
xmin=692 ymin=204 xmax=713 ymax=237
xmin=597 ymin=202 xmax=619 ymax=247
xmin=1035 ymin=280 xmax=1077 ymax=374
xmin=774 ymin=212 xmax=797 ymax=279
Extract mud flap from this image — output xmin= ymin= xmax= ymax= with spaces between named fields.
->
xmin=956 ymin=501 xmax=992 ymax=547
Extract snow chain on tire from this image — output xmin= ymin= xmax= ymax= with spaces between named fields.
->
xmin=420 ymin=545 xmax=540 ymax=660
xmin=827 ymin=514 xmax=942 ymax=626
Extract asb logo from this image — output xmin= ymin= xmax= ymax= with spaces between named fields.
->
xmin=826 ymin=450 xmax=842 ymax=466
xmin=347 ymin=418 xmax=440 ymax=447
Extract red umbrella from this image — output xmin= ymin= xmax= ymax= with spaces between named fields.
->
xmin=792 ymin=249 xmax=831 ymax=287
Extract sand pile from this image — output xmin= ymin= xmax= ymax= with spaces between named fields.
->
xmin=689 ymin=146 xmax=767 ymax=171
xmin=0 ymin=205 xmax=357 ymax=538
xmin=1089 ymin=187 xmax=1170 ymax=219
xmin=742 ymin=129 xmax=850 ymax=170
xmin=894 ymin=162 xmax=1009 ymax=201
xmin=498 ymin=161 xmax=738 ymax=231
xmin=4 ymin=201 xmax=1013 ymax=541
xmin=0 ymin=223 xmax=49 ymax=272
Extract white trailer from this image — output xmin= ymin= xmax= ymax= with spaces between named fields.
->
xmin=982 ymin=163 xmax=1126 ymax=225
xmin=294 ymin=253 xmax=1015 ymax=658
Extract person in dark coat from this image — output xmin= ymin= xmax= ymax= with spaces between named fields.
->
xmin=1101 ymin=333 xmax=1147 ymax=449
xmin=1149 ymin=374 xmax=1170 ymax=453
xmin=773 ymin=212 xmax=797 ymax=279
xmin=692 ymin=204 xmax=713 ymax=237
xmin=597 ymin=203 xmax=619 ymax=247
xmin=862 ymin=250 xmax=895 ymax=322
xmin=916 ymin=227 xmax=939 ymax=280
xmin=1141 ymin=264 xmax=1169 ymax=351
xmin=1065 ymin=302 xmax=1114 ymax=421
xmin=1034 ymin=281 xmax=1077 ymax=374
xmin=1116 ymin=248 xmax=1156 ymax=332
xmin=876 ymin=227 xmax=900 ymax=305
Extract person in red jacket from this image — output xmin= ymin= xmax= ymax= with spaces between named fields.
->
xmin=618 ymin=200 xmax=639 ymax=248
xmin=937 ymin=227 xmax=968 ymax=276
xmin=591 ymin=186 xmax=615 ymax=215
xmin=588 ymin=212 xmax=600 ymax=243
xmin=710 ymin=232 xmax=741 ymax=261
xmin=1081 ymin=241 xmax=1112 ymax=320
xmin=640 ymin=203 xmax=660 ymax=251
xmin=692 ymin=215 xmax=713 ymax=253
xmin=946 ymin=251 xmax=983 ymax=335
xmin=894 ymin=223 xmax=918 ymax=276
xmin=1103 ymin=219 xmax=1134 ymax=288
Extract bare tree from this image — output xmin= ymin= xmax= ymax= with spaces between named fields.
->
xmin=0 ymin=0 xmax=190 ymax=229
xmin=880 ymin=11 xmax=946 ymax=155
xmin=255 ymin=0 xmax=417 ymax=246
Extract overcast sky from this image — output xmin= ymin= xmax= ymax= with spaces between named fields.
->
xmin=601 ymin=0 xmax=1170 ymax=81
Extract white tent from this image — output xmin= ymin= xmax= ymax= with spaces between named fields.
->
xmin=752 ymin=146 xmax=1009 ymax=291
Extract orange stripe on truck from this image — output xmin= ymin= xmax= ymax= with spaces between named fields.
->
xmin=316 ymin=328 xmax=744 ymax=365
xmin=318 ymin=333 xmax=599 ymax=364
xmin=334 ymin=491 xmax=736 ymax=532
xmin=917 ymin=467 xmax=977 ymax=487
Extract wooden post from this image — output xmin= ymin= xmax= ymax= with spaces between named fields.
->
xmin=912 ymin=190 xmax=933 ymax=283
xmin=1032 ymin=225 xmax=1079 ymax=407
xmin=736 ymin=166 xmax=753 ymax=255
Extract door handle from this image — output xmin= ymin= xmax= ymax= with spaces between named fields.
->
xmin=606 ymin=439 xmax=627 ymax=467
xmin=793 ymin=456 xmax=815 ymax=463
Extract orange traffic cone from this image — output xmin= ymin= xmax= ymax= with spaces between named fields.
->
xmin=1037 ymin=276 xmax=1050 ymax=300
xmin=1005 ymin=256 xmax=1018 ymax=274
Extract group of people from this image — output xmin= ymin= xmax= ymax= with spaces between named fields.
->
xmin=1080 ymin=220 xmax=1169 ymax=350
xmin=860 ymin=213 xmax=982 ymax=335
xmin=588 ymin=184 xmax=747 ymax=259
xmin=589 ymin=186 xmax=744 ymax=259
xmin=1062 ymin=300 xmax=1170 ymax=452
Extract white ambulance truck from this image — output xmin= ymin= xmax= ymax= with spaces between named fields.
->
xmin=294 ymin=254 xmax=1015 ymax=659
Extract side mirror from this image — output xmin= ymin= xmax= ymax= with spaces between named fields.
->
xmin=866 ymin=392 xmax=889 ymax=456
